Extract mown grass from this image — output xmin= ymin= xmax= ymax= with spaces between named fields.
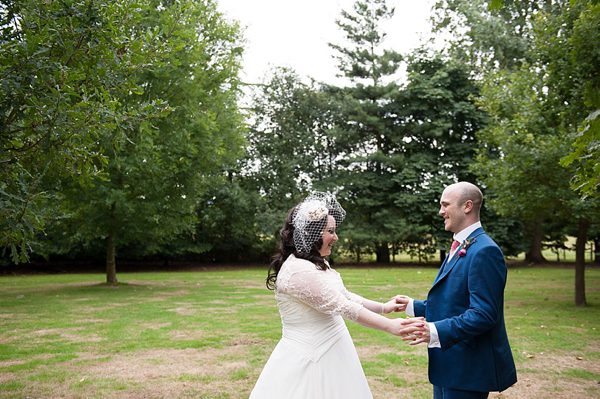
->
xmin=0 ymin=266 xmax=599 ymax=398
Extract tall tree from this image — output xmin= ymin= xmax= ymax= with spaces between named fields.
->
xmin=390 ymin=51 xmax=488 ymax=262
xmin=534 ymin=0 xmax=600 ymax=305
xmin=47 ymin=0 xmax=245 ymax=282
xmin=328 ymin=0 xmax=403 ymax=262
xmin=431 ymin=0 xmax=568 ymax=263
xmin=473 ymin=0 xmax=600 ymax=305
xmin=0 ymin=0 xmax=174 ymax=263
xmin=474 ymin=66 xmax=573 ymax=263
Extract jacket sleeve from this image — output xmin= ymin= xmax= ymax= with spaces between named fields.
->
xmin=413 ymin=299 xmax=427 ymax=317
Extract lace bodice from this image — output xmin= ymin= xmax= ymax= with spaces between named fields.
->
xmin=275 ymin=255 xmax=364 ymax=322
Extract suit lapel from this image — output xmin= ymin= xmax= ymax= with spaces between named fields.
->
xmin=434 ymin=253 xmax=460 ymax=284
xmin=434 ymin=255 xmax=449 ymax=283
xmin=433 ymin=228 xmax=487 ymax=286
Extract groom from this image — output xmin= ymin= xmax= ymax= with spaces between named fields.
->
xmin=396 ymin=182 xmax=517 ymax=399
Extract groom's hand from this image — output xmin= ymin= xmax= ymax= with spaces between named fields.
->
xmin=400 ymin=318 xmax=430 ymax=345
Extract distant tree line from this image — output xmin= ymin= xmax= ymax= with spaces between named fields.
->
xmin=1 ymin=0 xmax=599 ymax=303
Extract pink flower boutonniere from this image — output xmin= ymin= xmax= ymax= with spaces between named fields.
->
xmin=458 ymin=237 xmax=477 ymax=257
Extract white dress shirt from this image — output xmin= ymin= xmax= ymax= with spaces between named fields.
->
xmin=406 ymin=221 xmax=482 ymax=348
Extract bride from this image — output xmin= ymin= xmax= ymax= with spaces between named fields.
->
xmin=249 ymin=192 xmax=415 ymax=399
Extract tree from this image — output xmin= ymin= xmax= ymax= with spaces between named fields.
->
xmin=431 ymin=0 xmax=578 ymax=264
xmin=391 ymin=51 xmax=487 ymax=263
xmin=327 ymin=0 xmax=404 ymax=262
xmin=474 ymin=50 xmax=600 ymax=306
xmin=474 ymin=66 xmax=566 ymax=264
xmin=532 ymin=0 xmax=600 ymax=304
xmin=240 ymin=67 xmax=343 ymax=254
xmin=42 ymin=0 xmax=246 ymax=282
xmin=0 ymin=0 xmax=175 ymax=263
xmin=195 ymin=177 xmax=264 ymax=262
xmin=549 ymin=1 xmax=600 ymax=199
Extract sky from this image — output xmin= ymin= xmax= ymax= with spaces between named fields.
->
xmin=216 ymin=0 xmax=438 ymax=86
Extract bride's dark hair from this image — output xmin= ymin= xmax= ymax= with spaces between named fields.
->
xmin=266 ymin=206 xmax=329 ymax=290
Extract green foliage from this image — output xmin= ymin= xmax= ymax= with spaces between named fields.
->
xmin=243 ymin=67 xmax=335 ymax=201
xmin=472 ymin=0 xmax=600 ymax=249
xmin=195 ymin=179 xmax=265 ymax=262
xmin=549 ymin=1 xmax=600 ymax=198
xmin=560 ymin=110 xmax=600 ymax=198
xmin=474 ymin=66 xmax=573 ymax=220
xmin=391 ymin=52 xmax=487 ymax=255
xmin=489 ymin=0 xmax=506 ymax=9
xmin=329 ymin=0 xmax=402 ymax=84
xmin=327 ymin=0 xmax=405 ymax=262
xmin=31 ymin=0 xmax=246 ymax=273
xmin=432 ymin=0 xmax=551 ymax=72
xmin=0 ymin=0 xmax=178 ymax=262
xmin=239 ymin=1 xmax=499 ymax=262
xmin=240 ymin=67 xmax=344 ymax=252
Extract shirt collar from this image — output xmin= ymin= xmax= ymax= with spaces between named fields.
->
xmin=453 ymin=221 xmax=482 ymax=243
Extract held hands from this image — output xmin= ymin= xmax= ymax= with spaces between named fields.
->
xmin=387 ymin=294 xmax=430 ymax=345
xmin=393 ymin=295 xmax=411 ymax=309
xmin=399 ymin=318 xmax=430 ymax=346
xmin=387 ymin=317 xmax=425 ymax=337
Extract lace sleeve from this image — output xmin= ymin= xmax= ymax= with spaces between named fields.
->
xmin=278 ymin=259 xmax=363 ymax=322
xmin=342 ymin=287 xmax=365 ymax=306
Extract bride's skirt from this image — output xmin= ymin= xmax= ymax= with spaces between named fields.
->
xmin=249 ymin=330 xmax=373 ymax=399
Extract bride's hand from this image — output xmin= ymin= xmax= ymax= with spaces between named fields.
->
xmin=393 ymin=295 xmax=411 ymax=308
xmin=387 ymin=317 xmax=424 ymax=336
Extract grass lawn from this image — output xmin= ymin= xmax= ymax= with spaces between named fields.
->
xmin=1 ymin=265 xmax=599 ymax=398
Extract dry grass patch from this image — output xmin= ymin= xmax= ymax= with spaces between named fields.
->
xmin=167 ymin=329 xmax=206 ymax=341
xmin=29 ymin=327 xmax=105 ymax=343
xmin=489 ymin=373 xmax=599 ymax=399
xmin=8 ymin=346 xmax=259 ymax=399
xmin=166 ymin=307 xmax=197 ymax=316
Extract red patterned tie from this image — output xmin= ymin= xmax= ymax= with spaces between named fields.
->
xmin=450 ymin=240 xmax=460 ymax=256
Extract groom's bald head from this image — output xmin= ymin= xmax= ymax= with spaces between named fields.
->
xmin=447 ymin=182 xmax=483 ymax=219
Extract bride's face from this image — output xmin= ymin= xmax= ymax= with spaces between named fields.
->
xmin=318 ymin=215 xmax=338 ymax=257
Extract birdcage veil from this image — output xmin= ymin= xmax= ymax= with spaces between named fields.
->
xmin=292 ymin=192 xmax=346 ymax=254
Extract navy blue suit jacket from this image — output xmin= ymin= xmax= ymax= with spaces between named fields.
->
xmin=413 ymin=227 xmax=517 ymax=392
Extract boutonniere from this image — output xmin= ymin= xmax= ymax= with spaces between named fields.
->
xmin=458 ymin=237 xmax=476 ymax=257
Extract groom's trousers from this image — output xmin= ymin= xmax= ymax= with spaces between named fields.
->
xmin=434 ymin=386 xmax=489 ymax=399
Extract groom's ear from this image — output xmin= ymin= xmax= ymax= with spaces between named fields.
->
xmin=463 ymin=200 xmax=474 ymax=214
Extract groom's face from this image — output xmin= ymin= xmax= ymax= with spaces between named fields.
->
xmin=439 ymin=187 xmax=466 ymax=233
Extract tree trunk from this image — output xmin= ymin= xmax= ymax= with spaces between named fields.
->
xmin=594 ymin=237 xmax=600 ymax=264
xmin=525 ymin=219 xmax=546 ymax=263
xmin=574 ymin=219 xmax=589 ymax=307
xmin=106 ymin=203 xmax=118 ymax=284
xmin=106 ymin=232 xmax=117 ymax=284
xmin=376 ymin=242 xmax=389 ymax=263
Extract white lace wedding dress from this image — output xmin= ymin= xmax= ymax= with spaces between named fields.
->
xmin=249 ymin=255 xmax=373 ymax=399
